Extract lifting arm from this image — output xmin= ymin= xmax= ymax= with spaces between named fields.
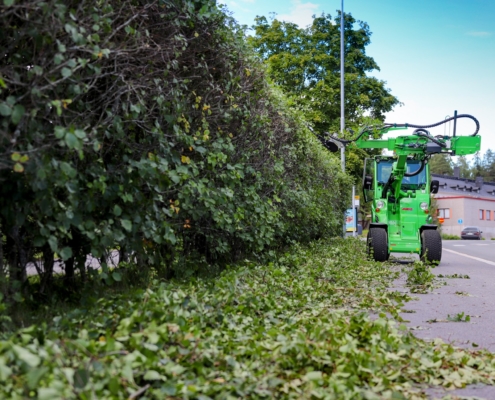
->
xmin=352 ymin=114 xmax=480 ymax=205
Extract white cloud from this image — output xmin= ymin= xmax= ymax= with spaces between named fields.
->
xmin=276 ymin=0 xmax=320 ymax=28
xmin=467 ymin=31 xmax=491 ymax=37
xmin=218 ymin=0 xmax=254 ymax=9
xmin=219 ymin=0 xmax=251 ymax=13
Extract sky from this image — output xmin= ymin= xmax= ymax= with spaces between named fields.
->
xmin=219 ymin=0 xmax=495 ymax=157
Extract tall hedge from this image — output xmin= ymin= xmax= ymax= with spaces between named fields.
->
xmin=0 ymin=0 xmax=349 ymax=297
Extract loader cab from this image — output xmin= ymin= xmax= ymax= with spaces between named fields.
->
xmin=362 ymin=157 xmax=428 ymax=203
xmin=377 ymin=159 xmax=427 ymax=190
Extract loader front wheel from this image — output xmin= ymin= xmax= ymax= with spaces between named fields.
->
xmin=367 ymin=228 xmax=389 ymax=262
xmin=420 ymin=229 xmax=442 ymax=264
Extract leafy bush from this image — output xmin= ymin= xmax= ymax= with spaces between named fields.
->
xmin=1 ymin=238 xmax=494 ymax=398
xmin=0 ymin=0 xmax=349 ymax=298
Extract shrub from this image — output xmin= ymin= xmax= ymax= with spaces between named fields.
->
xmin=0 ymin=0 xmax=349 ymax=299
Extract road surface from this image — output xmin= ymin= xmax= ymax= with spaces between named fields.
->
xmin=393 ymin=239 xmax=495 ymax=398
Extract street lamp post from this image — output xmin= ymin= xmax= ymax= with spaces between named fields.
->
xmin=340 ymin=1 xmax=358 ymax=237
xmin=340 ymin=0 xmax=345 ymax=173
xmin=341 ymin=0 xmax=351 ymax=237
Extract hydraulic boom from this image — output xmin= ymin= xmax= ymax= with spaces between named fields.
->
xmin=318 ymin=113 xmax=481 ymax=263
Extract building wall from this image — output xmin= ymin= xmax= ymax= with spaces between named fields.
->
xmin=435 ymin=196 xmax=495 ymax=239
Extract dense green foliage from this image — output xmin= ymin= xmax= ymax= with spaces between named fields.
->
xmin=248 ymin=13 xmax=399 ymax=183
xmin=473 ymin=150 xmax=495 ymax=181
xmin=428 ymin=154 xmax=454 ymax=176
xmin=0 ymin=0 xmax=349 ymax=299
xmin=1 ymin=239 xmax=495 ymax=399
xmin=248 ymin=13 xmax=399 ymax=134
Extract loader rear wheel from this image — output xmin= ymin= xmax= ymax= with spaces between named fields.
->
xmin=420 ymin=229 xmax=442 ymax=264
xmin=367 ymin=228 xmax=389 ymax=262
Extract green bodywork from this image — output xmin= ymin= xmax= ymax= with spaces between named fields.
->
xmin=356 ymin=126 xmax=481 ymax=255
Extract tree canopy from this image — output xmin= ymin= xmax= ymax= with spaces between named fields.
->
xmin=248 ymin=13 xmax=400 ymax=134
xmin=430 ymin=151 xmax=495 ymax=182
xmin=428 ymin=154 xmax=454 ymax=176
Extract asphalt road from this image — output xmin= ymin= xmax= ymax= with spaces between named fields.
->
xmin=393 ymin=239 xmax=495 ymax=399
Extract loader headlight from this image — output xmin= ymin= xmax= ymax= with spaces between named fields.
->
xmin=376 ymin=200 xmax=385 ymax=209
xmin=420 ymin=202 xmax=428 ymax=211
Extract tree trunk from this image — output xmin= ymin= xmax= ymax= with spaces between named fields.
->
xmin=64 ymin=257 xmax=75 ymax=282
xmin=77 ymin=255 xmax=86 ymax=282
xmin=40 ymin=246 xmax=54 ymax=294
xmin=0 ymin=229 xmax=5 ymax=297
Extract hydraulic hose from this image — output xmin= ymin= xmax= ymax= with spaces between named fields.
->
xmin=412 ymin=128 xmax=447 ymax=148
xmin=351 ymin=114 xmax=480 ymax=143
xmin=404 ymin=158 xmax=425 ymax=177
xmin=313 ymin=113 xmax=479 ymax=152
xmin=381 ymin=114 xmax=480 ymax=137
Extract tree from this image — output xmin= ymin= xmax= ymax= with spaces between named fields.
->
xmin=482 ymin=149 xmax=495 ymax=182
xmin=429 ymin=154 xmax=453 ymax=175
xmin=454 ymin=156 xmax=472 ymax=179
xmin=472 ymin=152 xmax=485 ymax=178
xmin=248 ymin=12 xmax=400 ymax=134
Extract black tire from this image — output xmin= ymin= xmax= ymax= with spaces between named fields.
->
xmin=420 ymin=229 xmax=442 ymax=264
xmin=367 ymin=228 xmax=389 ymax=262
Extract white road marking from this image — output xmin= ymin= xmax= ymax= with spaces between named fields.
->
xmin=453 ymin=245 xmax=465 ymax=247
xmin=443 ymin=248 xmax=495 ymax=266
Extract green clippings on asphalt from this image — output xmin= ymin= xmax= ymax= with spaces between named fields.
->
xmin=447 ymin=312 xmax=471 ymax=322
xmin=438 ymin=274 xmax=471 ymax=279
xmin=427 ymin=312 xmax=475 ymax=324
xmin=1 ymin=238 xmax=495 ymax=399
xmin=405 ymin=261 xmax=436 ymax=293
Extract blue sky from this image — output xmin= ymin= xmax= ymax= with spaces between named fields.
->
xmin=219 ymin=0 xmax=495 ymax=156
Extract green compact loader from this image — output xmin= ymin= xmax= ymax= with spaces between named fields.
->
xmin=318 ymin=113 xmax=481 ymax=264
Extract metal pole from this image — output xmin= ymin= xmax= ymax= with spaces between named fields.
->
xmin=444 ymin=115 xmax=451 ymax=136
xmin=352 ymin=185 xmax=356 ymax=237
xmin=340 ymin=0 xmax=346 ymax=237
xmin=453 ymin=110 xmax=458 ymax=137
xmin=340 ymin=0 xmax=345 ymax=172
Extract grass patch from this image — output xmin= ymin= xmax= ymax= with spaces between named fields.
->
xmin=441 ymin=233 xmax=460 ymax=240
xmin=1 ymin=238 xmax=495 ymax=398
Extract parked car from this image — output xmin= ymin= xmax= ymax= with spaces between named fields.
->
xmin=460 ymin=226 xmax=483 ymax=240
